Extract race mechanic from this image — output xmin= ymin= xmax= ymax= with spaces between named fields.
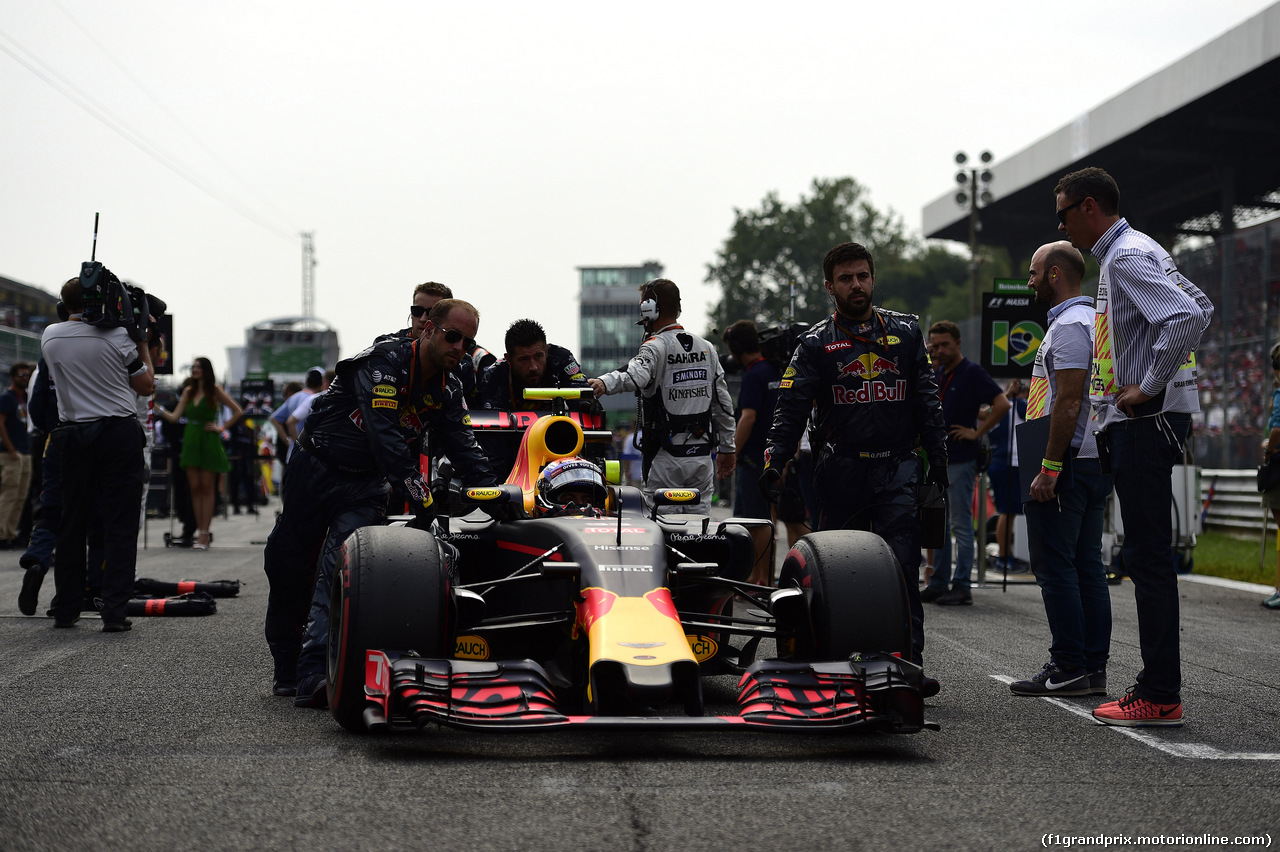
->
xmin=478 ymin=318 xmax=590 ymax=477
xmin=587 ymin=278 xmax=735 ymax=507
xmin=263 ymin=298 xmax=497 ymax=708
xmin=762 ymin=242 xmax=946 ymax=694
xmin=478 ymin=318 xmax=588 ymax=411
xmin=375 ymin=281 xmax=487 ymax=402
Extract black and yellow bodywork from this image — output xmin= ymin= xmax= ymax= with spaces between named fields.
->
xmin=330 ymin=391 xmax=932 ymax=736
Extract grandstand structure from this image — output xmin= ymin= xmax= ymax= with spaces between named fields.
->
xmin=0 ymin=275 xmax=59 ymax=371
xmin=923 ymin=2 xmax=1280 ymax=469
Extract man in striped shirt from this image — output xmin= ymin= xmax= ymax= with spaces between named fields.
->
xmin=1054 ymin=167 xmax=1213 ymax=727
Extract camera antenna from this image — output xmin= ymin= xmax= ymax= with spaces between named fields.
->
xmin=91 ymin=212 xmax=99 ymax=261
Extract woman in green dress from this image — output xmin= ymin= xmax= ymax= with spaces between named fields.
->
xmin=160 ymin=358 xmax=243 ymax=550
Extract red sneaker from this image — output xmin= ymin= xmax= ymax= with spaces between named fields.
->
xmin=1093 ymin=688 xmax=1183 ymax=727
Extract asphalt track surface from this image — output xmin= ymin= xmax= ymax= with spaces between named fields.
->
xmin=2 ymin=501 xmax=1278 ymax=851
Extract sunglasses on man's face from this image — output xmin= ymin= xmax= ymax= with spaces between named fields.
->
xmin=1056 ymin=197 xmax=1086 ymax=224
xmin=409 ymin=305 xmax=428 ymax=317
xmin=435 ymin=325 xmax=475 ymax=349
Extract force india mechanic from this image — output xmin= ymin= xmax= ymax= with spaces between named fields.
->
xmin=762 ymin=242 xmax=946 ymax=695
xmin=263 ymin=298 xmax=496 ymax=706
xmin=588 ymin=278 xmax=735 ymax=505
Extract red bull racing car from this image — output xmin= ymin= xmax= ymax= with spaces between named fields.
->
xmin=325 ymin=391 xmax=935 ymax=736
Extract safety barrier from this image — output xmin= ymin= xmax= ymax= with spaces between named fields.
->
xmin=1200 ymin=469 xmax=1265 ymax=530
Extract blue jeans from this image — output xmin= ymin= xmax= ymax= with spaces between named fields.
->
xmin=1024 ymin=457 xmax=1112 ymax=672
xmin=1107 ymin=412 xmax=1190 ymax=704
xmin=928 ymin=459 xmax=977 ymax=592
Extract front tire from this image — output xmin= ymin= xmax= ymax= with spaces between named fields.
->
xmin=327 ymin=525 xmax=449 ymax=733
xmin=777 ymin=530 xmax=910 ymax=660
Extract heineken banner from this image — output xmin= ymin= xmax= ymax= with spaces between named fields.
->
xmin=980 ymin=278 xmax=1047 ymax=380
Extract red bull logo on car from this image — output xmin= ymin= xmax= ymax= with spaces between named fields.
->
xmin=836 ymin=353 xmax=900 ymax=380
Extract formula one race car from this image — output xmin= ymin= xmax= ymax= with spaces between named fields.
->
xmin=326 ymin=391 xmax=934 ymax=736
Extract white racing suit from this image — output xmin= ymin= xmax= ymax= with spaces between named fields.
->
xmin=596 ymin=323 xmax=735 ymax=509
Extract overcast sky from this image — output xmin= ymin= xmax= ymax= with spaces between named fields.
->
xmin=2 ymin=0 xmax=1273 ymax=381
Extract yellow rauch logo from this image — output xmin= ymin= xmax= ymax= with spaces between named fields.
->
xmin=465 ymin=488 xmax=503 ymax=500
xmin=685 ymin=634 xmax=718 ymax=662
xmin=454 ymin=635 xmax=489 ymax=659
xmin=663 ymin=490 xmax=696 ymax=502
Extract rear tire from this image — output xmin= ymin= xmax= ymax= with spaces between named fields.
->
xmin=777 ymin=530 xmax=910 ymax=660
xmin=327 ymin=525 xmax=449 ymax=733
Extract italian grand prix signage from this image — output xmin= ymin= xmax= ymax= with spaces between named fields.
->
xmin=980 ymin=278 xmax=1047 ymax=380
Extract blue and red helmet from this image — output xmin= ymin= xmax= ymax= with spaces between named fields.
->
xmin=535 ymin=457 xmax=607 ymax=514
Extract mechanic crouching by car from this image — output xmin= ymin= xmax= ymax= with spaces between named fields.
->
xmin=761 ymin=242 xmax=947 ymax=697
xmin=263 ymin=298 xmax=497 ymax=706
xmin=587 ymin=278 xmax=736 ymax=508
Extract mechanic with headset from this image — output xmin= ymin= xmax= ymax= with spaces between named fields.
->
xmin=265 ymin=298 xmax=497 ymax=707
xmin=761 ymin=242 xmax=946 ymax=695
xmin=39 ymin=276 xmax=155 ymax=633
xmin=587 ymin=278 xmax=736 ymax=508
xmin=477 ymin=318 xmax=589 ymax=477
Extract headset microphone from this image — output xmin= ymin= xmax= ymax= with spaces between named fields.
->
xmin=637 ymin=280 xmax=660 ymax=327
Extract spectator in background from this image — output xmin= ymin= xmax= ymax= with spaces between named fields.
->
xmin=1261 ymin=341 xmax=1280 ymax=610
xmin=17 ymin=359 xmax=60 ymax=615
xmin=922 ymin=320 xmax=1010 ymax=607
xmin=0 ymin=362 xmax=33 ymax=548
xmin=987 ymin=377 xmax=1029 ymax=575
xmin=722 ymin=320 xmax=781 ymax=584
xmin=285 ymin=369 xmax=334 ymax=458
xmin=271 ymin=369 xmax=322 ymax=462
xmin=158 ymin=358 xmax=243 ymax=550
xmin=617 ymin=422 xmax=643 ymax=487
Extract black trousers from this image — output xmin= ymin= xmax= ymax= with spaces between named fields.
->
xmin=812 ymin=450 xmax=925 ymax=666
xmin=262 ymin=450 xmax=389 ymax=680
xmin=51 ymin=417 xmax=146 ymax=624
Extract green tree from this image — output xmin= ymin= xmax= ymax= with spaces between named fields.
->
xmin=705 ymin=177 xmax=914 ymax=332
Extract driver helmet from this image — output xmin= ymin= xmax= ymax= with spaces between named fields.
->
xmin=535 ymin=457 xmax=607 ymax=516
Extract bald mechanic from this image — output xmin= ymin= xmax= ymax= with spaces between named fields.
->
xmin=264 ymin=298 xmax=496 ymax=706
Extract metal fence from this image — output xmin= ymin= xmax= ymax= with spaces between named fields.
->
xmin=1200 ymin=468 xmax=1265 ymax=531
xmin=0 ymin=327 xmax=42 ymax=369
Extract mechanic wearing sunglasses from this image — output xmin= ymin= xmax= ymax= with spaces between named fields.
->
xmin=263 ymin=297 xmax=497 ymax=707
xmin=377 ymin=281 xmax=496 ymax=402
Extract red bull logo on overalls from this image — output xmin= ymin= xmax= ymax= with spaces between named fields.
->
xmin=833 ymin=353 xmax=905 ymax=404
xmin=836 ymin=353 xmax=900 ymax=380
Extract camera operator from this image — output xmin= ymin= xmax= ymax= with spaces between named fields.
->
xmin=40 ymin=277 xmax=155 ymax=633
xmin=762 ymin=242 xmax=946 ymax=694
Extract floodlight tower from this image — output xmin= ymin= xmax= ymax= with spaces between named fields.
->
xmin=301 ymin=232 xmax=317 ymax=319
xmin=954 ymin=151 xmax=994 ymax=322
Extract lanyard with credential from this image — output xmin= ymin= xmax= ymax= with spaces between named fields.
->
xmin=938 ymin=367 xmax=957 ymax=402
xmin=831 ymin=310 xmax=889 ymax=352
